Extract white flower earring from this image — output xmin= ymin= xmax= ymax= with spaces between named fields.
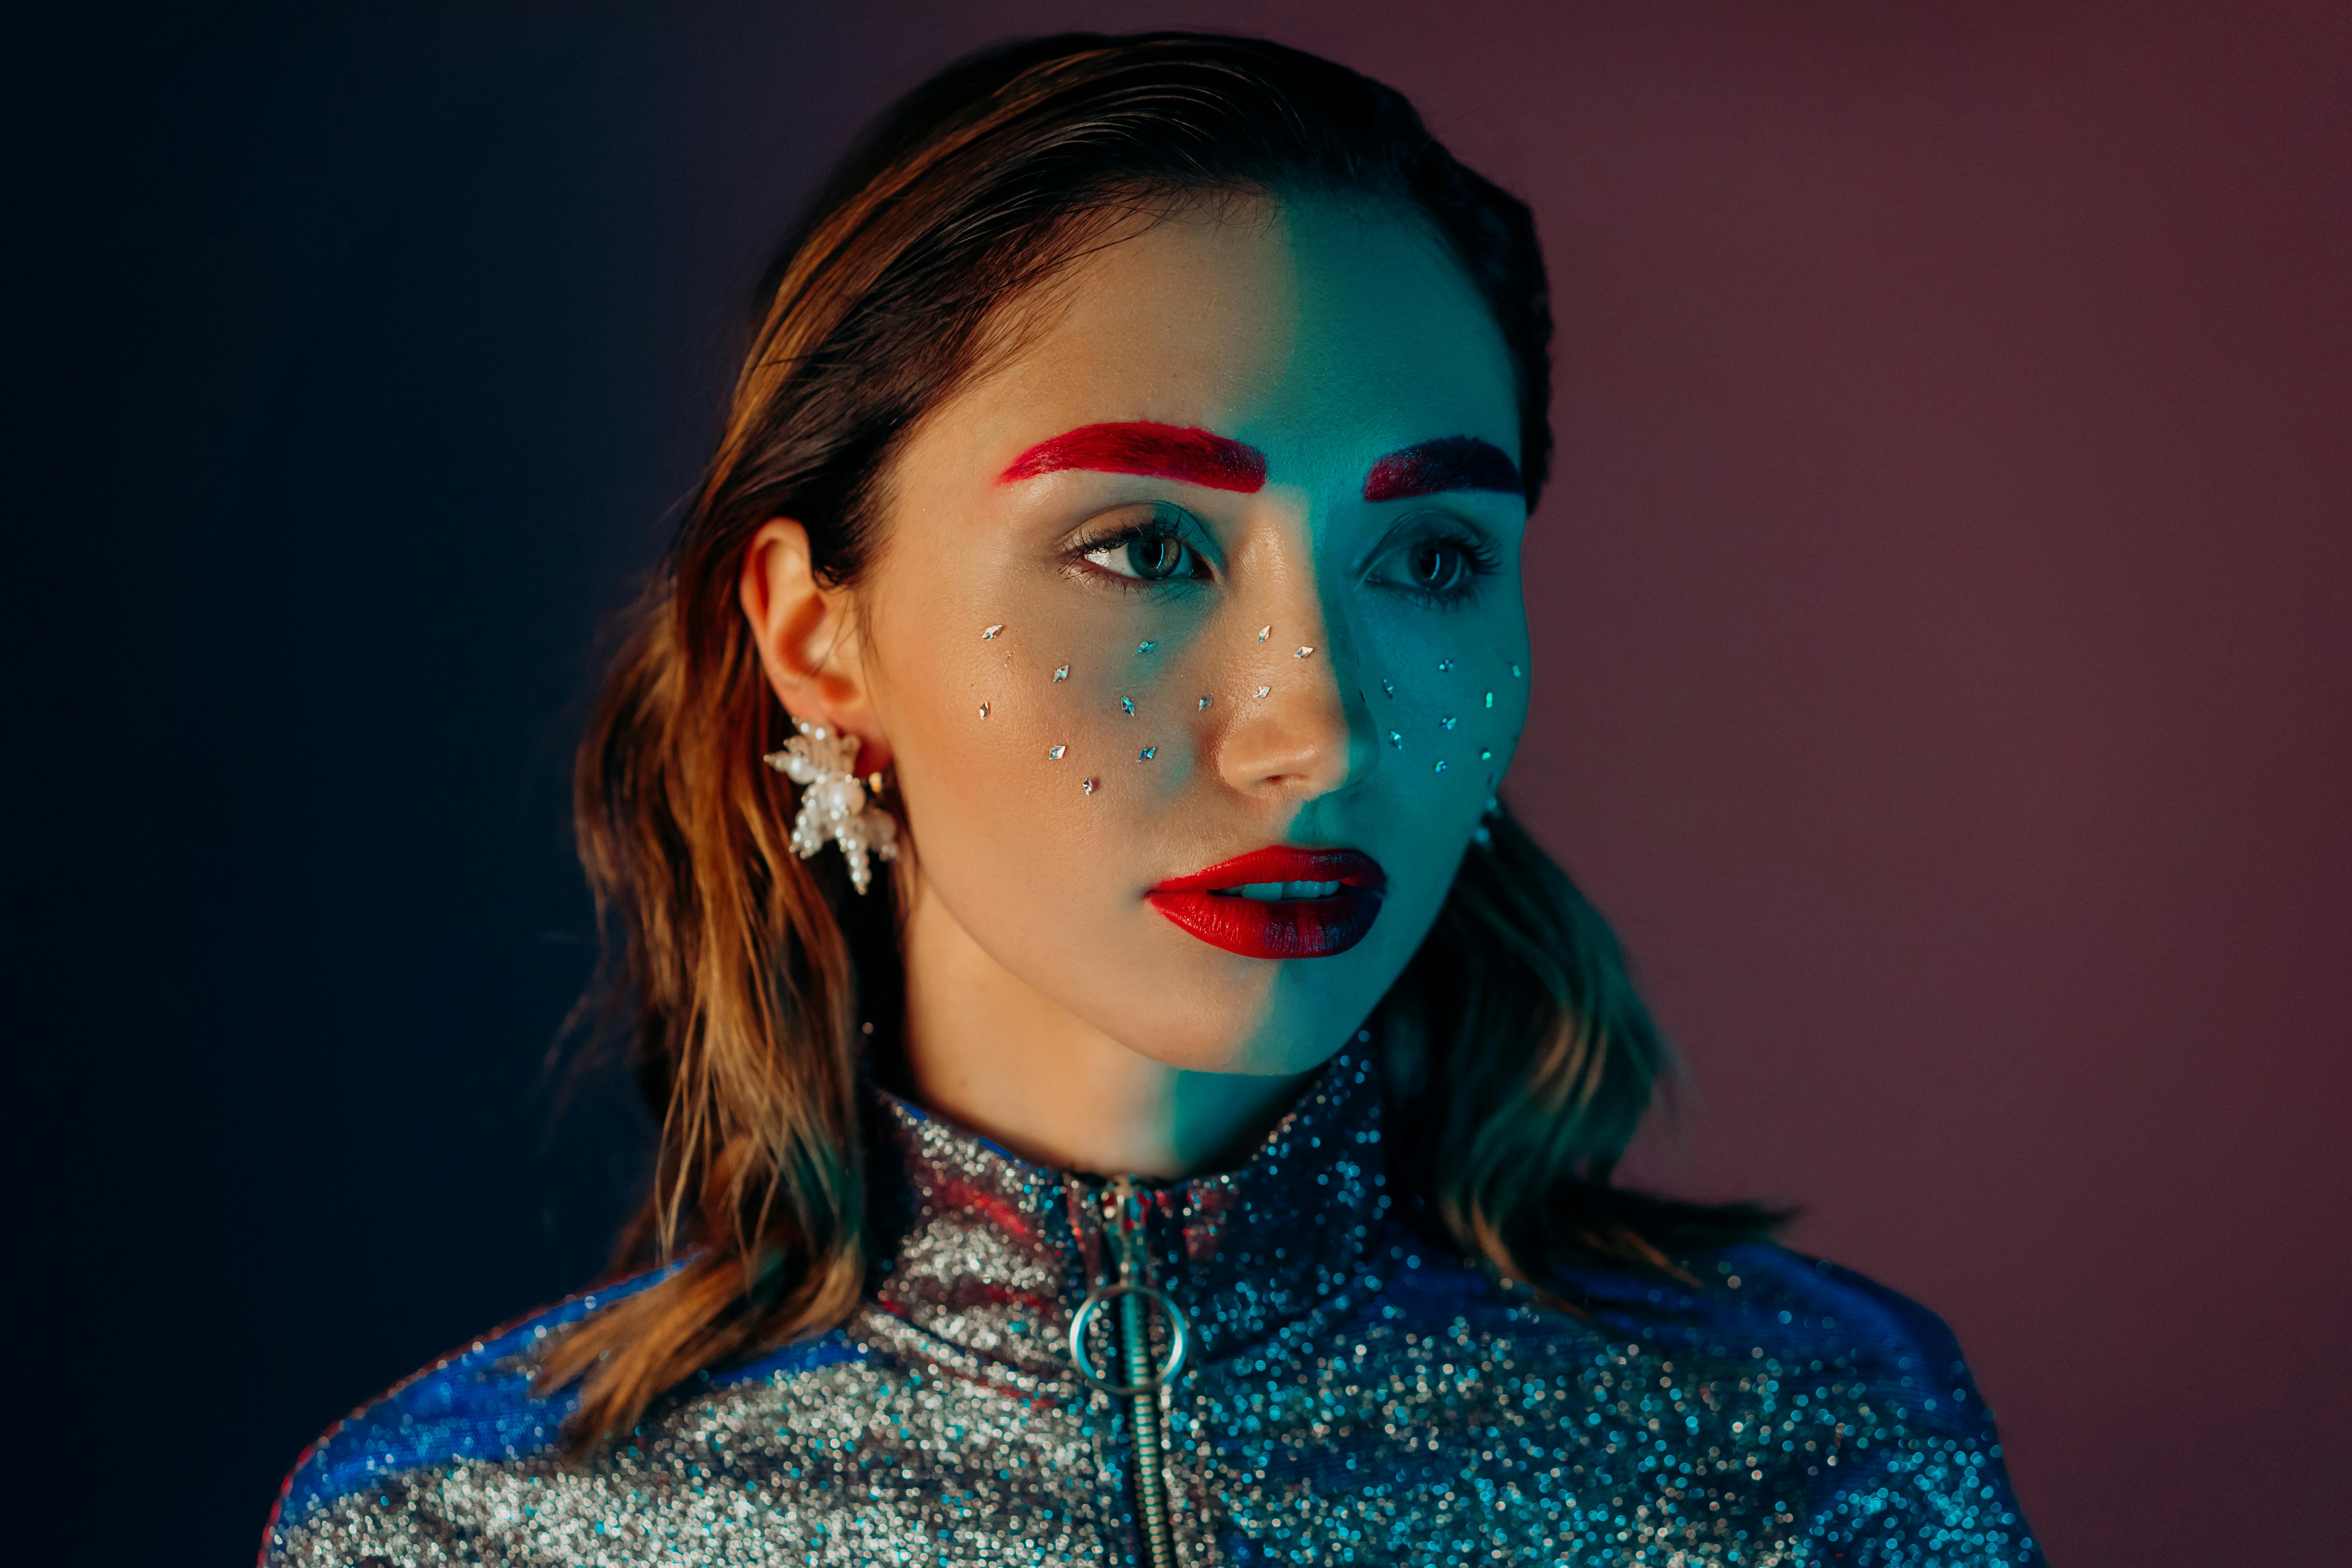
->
xmin=762 ymin=719 xmax=898 ymax=895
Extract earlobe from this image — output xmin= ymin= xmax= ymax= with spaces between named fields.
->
xmin=738 ymin=519 xmax=892 ymax=770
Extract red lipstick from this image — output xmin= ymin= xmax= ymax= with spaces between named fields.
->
xmin=1147 ymin=847 xmax=1386 ymax=959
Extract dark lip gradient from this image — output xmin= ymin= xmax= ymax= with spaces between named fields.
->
xmin=1147 ymin=846 xmax=1387 ymax=959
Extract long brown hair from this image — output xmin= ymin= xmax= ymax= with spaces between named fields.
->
xmin=541 ymin=31 xmax=1775 ymax=1446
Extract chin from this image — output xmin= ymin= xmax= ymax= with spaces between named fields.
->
xmin=1094 ymin=973 xmax=1375 ymax=1080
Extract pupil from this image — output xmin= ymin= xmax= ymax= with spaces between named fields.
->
xmin=1416 ymin=543 xmax=1455 ymax=589
xmin=1129 ymin=538 xmax=1183 ymax=579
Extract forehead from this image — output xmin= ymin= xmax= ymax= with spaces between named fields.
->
xmin=953 ymin=194 xmax=1519 ymax=487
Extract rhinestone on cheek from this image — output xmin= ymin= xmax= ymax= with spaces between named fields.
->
xmin=1198 ymin=695 xmax=1211 ymax=710
xmin=978 ymin=702 xmax=989 ymax=719
xmin=1479 ymin=748 xmax=1494 ymax=760
xmin=1138 ymin=746 xmax=1156 ymax=760
xmin=1136 ymin=640 xmax=1156 ymax=655
xmin=981 ymin=624 xmax=1003 ymax=640
xmin=1381 ymin=681 xmax=1394 ymax=697
xmin=1484 ymin=691 xmax=1494 ymax=708
xmin=1512 ymin=662 xmax=1523 ymax=677
xmin=1253 ymin=686 xmax=1271 ymax=699
xmin=1257 ymin=625 xmax=1270 ymax=642
xmin=1440 ymin=717 xmax=1456 ymax=730
xmin=1294 ymin=646 xmax=1314 ymax=658
xmin=1121 ymin=698 xmax=1134 ymax=715
xmin=1434 ymin=759 xmax=1449 ymax=773
xmin=1053 ymin=665 xmax=1069 ymax=682
xmin=1387 ymin=731 xmax=1403 ymax=749
xmin=1082 ymin=777 xmax=1096 ymax=795
xmin=1437 ymin=659 xmax=1455 ymax=672
xmin=1047 ymin=745 xmax=1066 ymax=760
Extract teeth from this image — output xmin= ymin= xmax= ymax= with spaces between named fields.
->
xmin=1217 ymin=879 xmax=1343 ymax=901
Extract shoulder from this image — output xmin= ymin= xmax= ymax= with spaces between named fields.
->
xmin=261 ymin=1268 xmax=664 ymax=1560
xmin=1694 ymin=1241 xmax=1992 ymax=1431
xmin=259 ymin=1264 xmax=864 ymax=1566
xmin=1502 ymin=1236 xmax=2010 ymax=1452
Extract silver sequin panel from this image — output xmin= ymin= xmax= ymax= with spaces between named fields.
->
xmin=269 ymin=1056 xmax=2037 ymax=1565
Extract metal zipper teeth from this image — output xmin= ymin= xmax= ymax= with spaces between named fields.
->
xmin=1118 ymin=1286 xmax=1177 ymax=1568
xmin=1108 ymin=1177 xmax=1179 ymax=1568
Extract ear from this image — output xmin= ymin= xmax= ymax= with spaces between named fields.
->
xmin=738 ymin=519 xmax=894 ymax=773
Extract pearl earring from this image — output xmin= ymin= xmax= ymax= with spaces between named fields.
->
xmin=762 ymin=719 xmax=898 ymax=895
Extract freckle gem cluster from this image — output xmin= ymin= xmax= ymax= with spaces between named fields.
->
xmin=976 ymin=619 xmax=1526 ymax=805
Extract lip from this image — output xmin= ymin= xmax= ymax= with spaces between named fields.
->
xmin=1147 ymin=846 xmax=1387 ymax=959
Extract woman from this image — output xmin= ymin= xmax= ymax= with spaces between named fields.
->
xmin=265 ymin=33 xmax=2038 ymax=1566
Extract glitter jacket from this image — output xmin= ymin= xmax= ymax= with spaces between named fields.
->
xmin=264 ymin=1054 xmax=2042 ymax=1565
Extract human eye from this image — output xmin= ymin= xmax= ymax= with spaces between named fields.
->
xmin=1364 ymin=512 xmax=1501 ymax=607
xmin=1067 ymin=505 xmax=1217 ymax=590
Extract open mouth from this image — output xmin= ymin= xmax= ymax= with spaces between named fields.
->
xmin=1214 ymin=879 xmax=1345 ymax=901
xmin=1147 ymin=847 xmax=1386 ymax=958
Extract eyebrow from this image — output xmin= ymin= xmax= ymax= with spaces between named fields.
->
xmin=1362 ymin=436 xmax=1523 ymax=502
xmin=998 ymin=422 xmax=1267 ymax=493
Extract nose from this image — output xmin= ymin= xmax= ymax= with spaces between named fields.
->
xmin=1210 ymin=564 xmax=1377 ymax=801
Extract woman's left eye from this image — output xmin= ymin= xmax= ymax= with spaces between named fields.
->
xmin=1368 ymin=522 xmax=1497 ymax=603
xmin=1083 ymin=533 xmax=1206 ymax=582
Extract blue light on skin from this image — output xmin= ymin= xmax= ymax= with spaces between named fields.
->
xmin=738 ymin=193 xmax=1532 ymax=1178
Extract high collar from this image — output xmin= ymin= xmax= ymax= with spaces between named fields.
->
xmin=866 ymin=1051 xmax=1391 ymax=1383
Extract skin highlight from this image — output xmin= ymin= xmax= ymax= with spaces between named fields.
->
xmin=739 ymin=194 xmax=1532 ymax=1178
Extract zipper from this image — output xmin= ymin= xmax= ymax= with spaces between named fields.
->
xmin=1070 ymin=1176 xmax=1191 ymax=1568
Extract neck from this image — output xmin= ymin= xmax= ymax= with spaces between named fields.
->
xmin=897 ymin=873 xmax=1308 ymax=1179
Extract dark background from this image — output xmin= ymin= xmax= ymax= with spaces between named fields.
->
xmin=14 ymin=4 xmax=2348 ymax=1563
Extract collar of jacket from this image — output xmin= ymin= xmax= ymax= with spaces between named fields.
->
xmin=864 ymin=1049 xmax=1392 ymax=1384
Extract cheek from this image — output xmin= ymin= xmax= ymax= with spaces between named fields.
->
xmin=1361 ymin=598 xmax=1532 ymax=817
xmin=887 ymin=612 xmax=1136 ymax=864
xmin=871 ymin=583 xmax=1196 ymax=949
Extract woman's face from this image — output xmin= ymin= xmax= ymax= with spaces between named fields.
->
xmin=857 ymin=193 xmax=1530 ymax=1077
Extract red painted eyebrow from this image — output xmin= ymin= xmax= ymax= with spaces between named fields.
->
xmin=998 ymin=422 xmax=1267 ymax=493
xmin=1363 ymin=436 xmax=1523 ymax=502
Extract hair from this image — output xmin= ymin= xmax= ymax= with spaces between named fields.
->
xmin=541 ymin=30 xmax=1778 ymax=1446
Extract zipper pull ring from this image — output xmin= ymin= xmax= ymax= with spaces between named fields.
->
xmin=1069 ymin=1177 xmax=1193 ymax=1396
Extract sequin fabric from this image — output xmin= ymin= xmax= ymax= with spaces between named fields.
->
xmin=265 ymin=1054 xmax=2040 ymax=1565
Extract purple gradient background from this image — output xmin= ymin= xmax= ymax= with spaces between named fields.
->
xmin=18 ymin=4 xmax=2347 ymax=1563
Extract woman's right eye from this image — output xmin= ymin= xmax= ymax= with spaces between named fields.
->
xmin=1082 ymin=532 xmax=1206 ymax=583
